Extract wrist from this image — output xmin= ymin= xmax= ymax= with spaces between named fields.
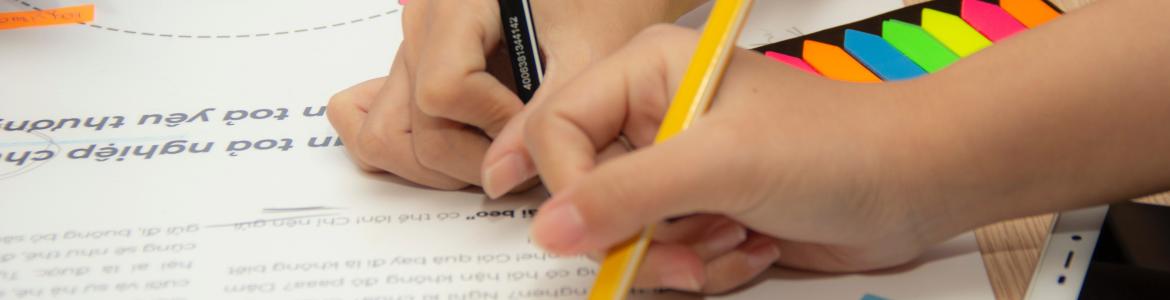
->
xmin=875 ymin=79 xmax=1000 ymax=246
xmin=891 ymin=73 xmax=1088 ymax=244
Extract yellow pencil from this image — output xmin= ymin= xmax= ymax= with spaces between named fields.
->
xmin=587 ymin=0 xmax=754 ymax=299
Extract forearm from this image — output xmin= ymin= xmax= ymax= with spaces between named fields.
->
xmin=912 ymin=0 xmax=1170 ymax=230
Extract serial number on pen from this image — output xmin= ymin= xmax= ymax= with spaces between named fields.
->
xmin=508 ymin=16 xmax=534 ymax=91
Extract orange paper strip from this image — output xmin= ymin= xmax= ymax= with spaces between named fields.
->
xmin=0 ymin=4 xmax=94 ymax=30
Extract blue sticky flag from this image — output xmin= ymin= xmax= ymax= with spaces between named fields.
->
xmin=861 ymin=293 xmax=891 ymax=300
xmin=843 ymin=29 xmax=927 ymax=81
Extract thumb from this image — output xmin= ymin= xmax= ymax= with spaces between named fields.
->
xmin=481 ymin=107 xmax=539 ymax=198
xmin=530 ymin=124 xmax=762 ymax=256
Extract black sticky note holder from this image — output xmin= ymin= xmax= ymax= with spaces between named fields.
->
xmin=750 ymin=0 xmax=1064 ymax=56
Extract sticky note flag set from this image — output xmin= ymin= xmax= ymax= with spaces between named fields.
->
xmin=754 ymin=0 xmax=1062 ymax=82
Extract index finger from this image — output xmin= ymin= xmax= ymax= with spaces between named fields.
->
xmin=409 ymin=0 xmax=523 ymax=137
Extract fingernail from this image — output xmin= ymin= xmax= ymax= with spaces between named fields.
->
xmin=661 ymin=272 xmax=702 ymax=291
xmin=531 ymin=201 xmax=586 ymax=254
xmin=745 ymin=240 xmax=781 ymax=270
xmin=700 ymin=221 xmax=747 ymax=255
xmin=483 ymin=153 xmax=535 ymax=199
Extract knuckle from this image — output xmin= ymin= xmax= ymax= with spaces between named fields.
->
xmin=348 ymin=120 xmax=400 ymax=167
xmin=414 ymin=79 xmax=462 ymax=117
xmin=478 ymin=94 xmax=522 ymax=133
xmin=325 ymin=91 xmax=353 ymax=122
xmin=352 ymin=126 xmax=392 ymax=165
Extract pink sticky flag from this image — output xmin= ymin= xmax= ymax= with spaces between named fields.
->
xmin=961 ymin=0 xmax=1027 ymax=42
xmin=400 ymin=0 xmax=409 ymax=5
xmin=764 ymin=51 xmax=820 ymax=75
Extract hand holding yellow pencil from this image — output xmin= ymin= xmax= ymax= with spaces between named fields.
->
xmin=500 ymin=0 xmax=1170 ymax=297
xmin=589 ymin=0 xmax=754 ymax=298
xmin=517 ymin=0 xmax=991 ymax=293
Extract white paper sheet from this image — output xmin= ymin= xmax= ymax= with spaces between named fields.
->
xmin=0 ymin=0 xmax=993 ymax=299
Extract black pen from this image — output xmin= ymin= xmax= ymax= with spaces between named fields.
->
xmin=498 ymin=0 xmax=545 ymax=103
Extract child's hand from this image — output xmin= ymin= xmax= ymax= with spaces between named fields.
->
xmin=327 ymin=0 xmax=702 ymax=190
xmin=488 ymin=24 xmax=975 ymax=292
xmin=487 ymin=0 xmax=1170 ymax=293
xmin=329 ymin=0 xmax=1170 ymax=293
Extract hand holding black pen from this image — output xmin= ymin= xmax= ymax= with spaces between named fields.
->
xmin=327 ymin=0 xmax=709 ymax=195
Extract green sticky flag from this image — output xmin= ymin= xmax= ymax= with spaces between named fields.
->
xmin=882 ymin=19 xmax=960 ymax=73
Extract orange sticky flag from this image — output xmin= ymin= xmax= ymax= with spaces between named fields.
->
xmin=0 ymin=4 xmax=94 ymax=30
xmin=802 ymin=40 xmax=882 ymax=83
xmin=1000 ymin=0 xmax=1059 ymax=28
